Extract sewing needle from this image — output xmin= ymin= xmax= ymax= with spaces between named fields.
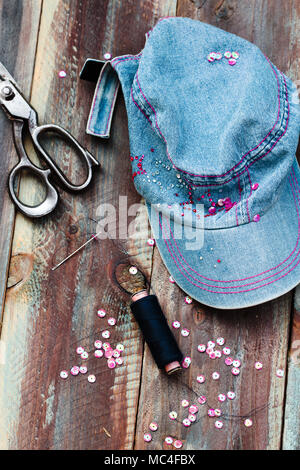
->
xmin=51 ymin=233 xmax=100 ymax=271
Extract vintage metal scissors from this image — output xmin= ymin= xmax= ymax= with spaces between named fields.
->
xmin=0 ymin=62 xmax=100 ymax=218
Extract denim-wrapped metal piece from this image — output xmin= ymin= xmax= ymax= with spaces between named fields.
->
xmin=86 ymin=17 xmax=300 ymax=309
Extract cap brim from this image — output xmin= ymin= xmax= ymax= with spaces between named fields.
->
xmin=147 ymin=161 xmax=300 ymax=309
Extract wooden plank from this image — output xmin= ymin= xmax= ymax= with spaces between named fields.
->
xmin=0 ymin=0 xmax=42 ymax=327
xmin=134 ymin=0 xmax=297 ymax=450
xmin=282 ymin=285 xmax=300 ymax=450
xmin=0 ymin=0 xmax=177 ymax=450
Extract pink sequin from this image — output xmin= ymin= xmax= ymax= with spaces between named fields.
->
xmin=173 ymin=440 xmax=183 ymax=449
xmin=228 ymin=58 xmax=237 ymax=66
xmin=252 ymin=183 xmax=259 ymax=190
xmin=197 ymin=375 xmax=205 ymax=384
xmin=225 ymin=357 xmax=233 ymax=366
xmin=95 ymin=350 xmax=103 ymax=358
xmin=144 ymin=433 xmax=152 ymax=442
xmin=79 ymin=366 xmax=87 ymax=374
xmin=198 ymin=396 xmax=207 ymax=405
xmin=198 ymin=344 xmax=206 ymax=352
xmin=97 ymin=309 xmax=106 ymax=318
xmin=208 ymin=409 xmax=215 ymax=417
xmin=70 ymin=366 xmax=80 ymax=376
xmin=253 ymin=214 xmax=260 ymax=222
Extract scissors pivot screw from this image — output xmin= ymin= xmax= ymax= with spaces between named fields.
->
xmin=1 ymin=85 xmax=14 ymax=99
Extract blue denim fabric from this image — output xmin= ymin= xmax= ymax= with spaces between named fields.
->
xmin=88 ymin=17 xmax=300 ymax=309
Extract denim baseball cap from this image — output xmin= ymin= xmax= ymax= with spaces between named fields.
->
xmin=86 ymin=17 xmax=300 ymax=309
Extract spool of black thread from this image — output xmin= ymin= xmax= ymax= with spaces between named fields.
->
xmin=130 ymin=291 xmax=183 ymax=374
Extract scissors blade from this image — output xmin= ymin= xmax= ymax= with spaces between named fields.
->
xmin=0 ymin=62 xmax=19 ymax=87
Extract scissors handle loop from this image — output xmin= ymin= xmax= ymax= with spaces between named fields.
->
xmin=9 ymin=121 xmax=59 ymax=218
xmin=31 ymin=124 xmax=99 ymax=191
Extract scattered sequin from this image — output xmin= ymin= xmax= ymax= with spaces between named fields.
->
xmin=102 ymin=330 xmax=110 ymax=339
xmin=276 ymin=369 xmax=284 ymax=378
xmin=116 ymin=343 xmax=124 ymax=352
xmin=232 ymin=51 xmax=240 ymax=59
xmin=255 ymin=362 xmax=263 ymax=370
xmin=223 ymin=347 xmax=231 ymax=355
xmin=197 ymin=375 xmax=205 ymax=384
xmin=58 ymin=70 xmax=67 ymax=78
xmin=208 ymin=409 xmax=215 ymax=417
xmin=97 ymin=309 xmax=106 ymax=318
xmin=228 ymin=58 xmax=237 ymax=66
xmin=188 ymin=414 xmax=196 ymax=423
xmin=172 ymin=321 xmax=181 ymax=329
xmin=231 ymin=367 xmax=240 ymax=376
xmin=70 ymin=366 xmax=80 ymax=376
xmin=198 ymin=344 xmax=206 ymax=353
xmin=181 ymin=399 xmax=189 ymax=408
xmin=108 ymin=317 xmax=116 ymax=326
xmin=173 ymin=440 xmax=183 ymax=449
xmin=79 ymin=366 xmax=87 ymax=374
xmin=215 ymin=420 xmax=224 ymax=429
xmin=214 ymin=409 xmax=222 ymax=417
xmin=147 ymin=238 xmax=155 ymax=246
xmin=212 ymin=372 xmax=220 ymax=380
xmin=183 ymin=418 xmax=191 ymax=427
xmin=189 ymin=405 xmax=199 ymax=414
xmin=181 ymin=328 xmax=190 ymax=337
xmin=253 ymin=214 xmax=260 ymax=222
xmin=95 ymin=350 xmax=103 ymax=358
xmin=169 ymin=411 xmax=177 ymax=420
xmin=198 ymin=396 xmax=207 ymax=405
xmin=105 ymin=349 xmax=113 ymax=359
xmin=182 ymin=357 xmax=191 ymax=369
xmin=60 ymin=370 xmax=68 ymax=379
xmin=104 ymin=52 xmax=112 ymax=60
xmin=81 ymin=352 xmax=88 ymax=360
xmin=149 ymin=422 xmax=158 ymax=432
xmin=225 ymin=357 xmax=234 ymax=366
xmin=94 ymin=340 xmax=102 ymax=349
xmin=208 ymin=341 xmax=215 ymax=348
xmin=252 ymin=183 xmax=259 ymax=190
xmin=169 ymin=276 xmax=175 ymax=283
xmin=129 ymin=266 xmax=138 ymax=275
xmin=224 ymin=51 xmax=232 ymax=59
xmin=218 ymin=394 xmax=226 ymax=402
xmin=165 ymin=436 xmax=173 ymax=445
xmin=227 ymin=391 xmax=236 ymax=400
xmin=233 ymin=359 xmax=241 ymax=368
xmin=76 ymin=346 xmax=84 ymax=355
xmin=144 ymin=433 xmax=152 ymax=442
xmin=107 ymin=359 xmax=116 ymax=369
xmin=88 ymin=374 xmax=96 ymax=383
xmin=185 ymin=296 xmax=192 ymax=304
xmin=244 ymin=419 xmax=253 ymax=428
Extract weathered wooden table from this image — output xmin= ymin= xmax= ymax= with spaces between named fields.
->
xmin=0 ymin=0 xmax=299 ymax=450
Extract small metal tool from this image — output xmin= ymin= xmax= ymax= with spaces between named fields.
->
xmin=0 ymin=62 xmax=100 ymax=218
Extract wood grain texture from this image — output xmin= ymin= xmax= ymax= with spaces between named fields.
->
xmin=0 ymin=0 xmax=176 ymax=450
xmin=134 ymin=0 xmax=299 ymax=450
xmin=135 ymin=252 xmax=291 ymax=450
xmin=0 ymin=0 xmax=42 ymax=327
xmin=282 ymin=285 xmax=300 ymax=450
